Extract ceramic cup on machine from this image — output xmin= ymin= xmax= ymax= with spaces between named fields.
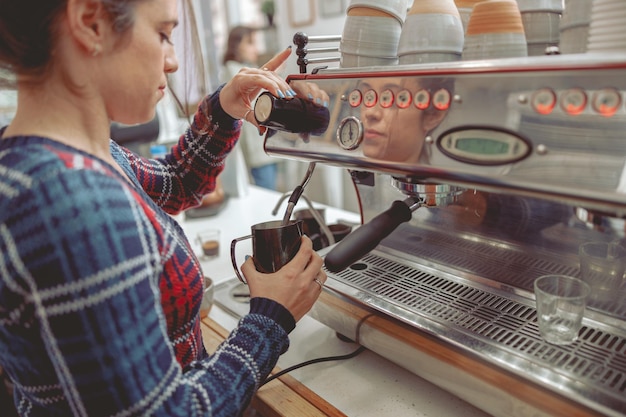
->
xmin=454 ymin=0 xmax=486 ymax=33
xmin=516 ymin=0 xmax=563 ymax=56
xmin=559 ymin=0 xmax=593 ymax=54
xmin=586 ymin=0 xmax=626 ymax=54
xmin=462 ymin=0 xmax=528 ymax=60
xmin=340 ymin=0 xmax=408 ymax=68
xmin=397 ymin=0 xmax=465 ymax=65
xmin=345 ymin=0 xmax=408 ymax=23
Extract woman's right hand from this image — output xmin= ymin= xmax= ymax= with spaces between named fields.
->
xmin=241 ymin=236 xmax=326 ymax=322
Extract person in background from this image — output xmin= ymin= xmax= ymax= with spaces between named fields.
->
xmin=0 ymin=0 xmax=328 ymax=416
xmin=222 ymin=25 xmax=281 ymax=190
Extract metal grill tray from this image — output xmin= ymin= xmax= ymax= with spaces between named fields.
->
xmin=324 ymin=225 xmax=626 ymax=416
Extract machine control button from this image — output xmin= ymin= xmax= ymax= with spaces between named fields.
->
xmin=592 ymin=88 xmax=621 ymax=117
xmin=336 ymin=116 xmax=364 ymax=150
xmin=348 ymin=89 xmax=362 ymax=107
xmin=414 ymin=89 xmax=431 ymax=110
xmin=560 ymin=88 xmax=587 ymax=115
xmin=397 ymin=90 xmax=412 ymax=109
xmin=363 ymin=89 xmax=377 ymax=108
xmin=531 ymin=88 xmax=556 ymax=115
xmin=432 ymin=88 xmax=452 ymax=111
xmin=437 ymin=127 xmax=532 ymax=165
xmin=380 ymin=89 xmax=394 ymax=108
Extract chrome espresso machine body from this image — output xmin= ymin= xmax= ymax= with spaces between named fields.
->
xmin=262 ymin=50 xmax=626 ymax=417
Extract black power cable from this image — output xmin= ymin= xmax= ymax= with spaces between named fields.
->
xmin=260 ymin=345 xmax=367 ymax=387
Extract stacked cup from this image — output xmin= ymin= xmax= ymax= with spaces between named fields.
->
xmin=559 ymin=0 xmax=593 ymax=54
xmin=517 ymin=0 xmax=563 ymax=56
xmin=586 ymin=0 xmax=626 ymax=54
xmin=455 ymin=0 xmax=487 ymax=33
xmin=398 ymin=0 xmax=465 ymax=64
xmin=463 ymin=0 xmax=528 ymax=60
xmin=340 ymin=0 xmax=408 ymax=68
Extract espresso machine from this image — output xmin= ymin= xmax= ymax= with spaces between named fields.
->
xmin=257 ymin=33 xmax=626 ymax=417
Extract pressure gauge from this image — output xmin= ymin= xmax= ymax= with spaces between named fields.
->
xmin=336 ymin=116 xmax=363 ymax=150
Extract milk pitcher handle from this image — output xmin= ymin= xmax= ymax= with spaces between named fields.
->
xmin=230 ymin=235 xmax=252 ymax=284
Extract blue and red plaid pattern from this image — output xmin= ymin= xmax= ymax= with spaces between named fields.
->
xmin=0 ymin=89 xmax=294 ymax=416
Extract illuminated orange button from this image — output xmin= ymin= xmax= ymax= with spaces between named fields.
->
xmin=592 ymin=88 xmax=621 ymax=117
xmin=348 ymin=89 xmax=362 ymax=107
xmin=531 ymin=88 xmax=556 ymax=115
xmin=396 ymin=90 xmax=412 ymax=109
xmin=432 ymin=88 xmax=451 ymax=111
xmin=380 ymin=89 xmax=394 ymax=108
xmin=364 ymin=89 xmax=377 ymax=108
xmin=414 ymin=89 xmax=431 ymax=110
xmin=560 ymin=88 xmax=587 ymax=115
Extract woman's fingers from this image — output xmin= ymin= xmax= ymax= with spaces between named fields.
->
xmin=260 ymin=46 xmax=292 ymax=72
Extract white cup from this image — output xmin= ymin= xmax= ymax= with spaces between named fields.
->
xmin=463 ymin=0 xmax=528 ymax=60
xmin=587 ymin=0 xmax=626 ymax=52
xmin=341 ymin=52 xmax=399 ymax=68
xmin=398 ymin=13 xmax=465 ymax=56
xmin=346 ymin=0 xmax=409 ymax=24
xmin=340 ymin=14 xmax=402 ymax=67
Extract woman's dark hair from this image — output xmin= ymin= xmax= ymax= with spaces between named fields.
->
xmin=0 ymin=0 xmax=205 ymax=118
xmin=222 ymin=25 xmax=257 ymax=65
xmin=0 ymin=0 xmax=142 ymax=87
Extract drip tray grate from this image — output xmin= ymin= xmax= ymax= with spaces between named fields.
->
xmin=327 ymin=250 xmax=626 ymax=415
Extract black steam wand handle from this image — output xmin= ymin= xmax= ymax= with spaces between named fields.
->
xmin=324 ymin=197 xmax=422 ymax=273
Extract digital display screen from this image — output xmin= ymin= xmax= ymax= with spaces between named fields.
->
xmin=455 ymin=138 xmax=509 ymax=155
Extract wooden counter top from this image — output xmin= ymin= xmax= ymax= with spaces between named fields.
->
xmin=201 ymin=316 xmax=347 ymax=417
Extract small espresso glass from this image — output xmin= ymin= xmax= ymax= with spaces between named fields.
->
xmin=534 ymin=275 xmax=590 ymax=345
xmin=579 ymin=241 xmax=626 ymax=305
xmin=197 ymin=229 xmax=220 ymax=260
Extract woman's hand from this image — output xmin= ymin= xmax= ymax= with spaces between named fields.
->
xmin=220 ymin=47 xmax=294 ymax=121
xmin=219 ymin=47 xmax=329 ymax=133
xmin=241 ymin=236 xmax=327 ymax=322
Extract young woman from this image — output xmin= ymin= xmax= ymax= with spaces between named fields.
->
xmin=221 ymin=25 xmax=281 ymax=190
xmin=0 ymin=0 xmax=327 ymax=415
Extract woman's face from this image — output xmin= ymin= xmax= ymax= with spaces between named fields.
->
xmin=99 ymin=0 xmax=179 ymax=125
xmin=237 ymin=33 xmax=259 ymax=65
xmin=359 ymin=77 xmax=444 ymax=163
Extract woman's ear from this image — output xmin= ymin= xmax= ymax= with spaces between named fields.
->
xmin=423 ymin=107 xmax=449 ymax=133
xmin=65 ymin=0 xmax=107 ymax=55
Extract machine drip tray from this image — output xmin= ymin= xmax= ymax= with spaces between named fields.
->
xmin=211 ymin=225 xmax=626 ymax=415
xmin=325 ymin=249 xmax=626 ymax=416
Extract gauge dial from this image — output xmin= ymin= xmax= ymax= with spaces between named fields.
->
xmin=348 ymin=89 xmax=363 ymax=107
xmin=592 ymin=88 xmax=621 ymax=117
xmin=364 ymin=89 xmax=378 ymax=108
xmin=336 ymin=116 xmax=363 ymax=150
xmin=397 ymin=90 xmax=412 ymax=109
xmin=380 ymin=89 xmax=394 ymax=108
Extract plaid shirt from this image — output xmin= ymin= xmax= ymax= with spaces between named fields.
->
xmin=0 ymin=88 xmax=294 ymax=416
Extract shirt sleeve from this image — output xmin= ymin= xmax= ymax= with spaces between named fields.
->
xmin=1 ymin=168 xmax=289 ymax=417
xmin=115 ymin=86 xmax=242 ymax=214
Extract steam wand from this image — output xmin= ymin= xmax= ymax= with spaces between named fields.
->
xmin=272 ymin=192 xmax=336 ymax=247
xmin=272 ymin=162 xmax=335 ymax=246
xmin=280 ymin=162 xmax=316 ymax=225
